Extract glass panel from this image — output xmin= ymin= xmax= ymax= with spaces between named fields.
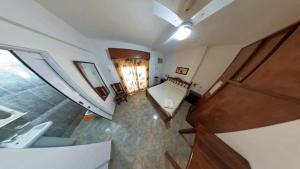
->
xmin=136 ymin=66 xmax=147 ymax=89
xmin=121 ymin=66 xmax=138 ymax=93
xmin=0 ymin=49 xmax=87 ymax=148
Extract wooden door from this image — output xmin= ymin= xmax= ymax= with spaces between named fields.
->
xmin=245 ymin=26 xmax=300 ymax=99
xmin=187 ymin=22 xmax=300 ymax=132
xmin=185 ymin=125 xmax=251 ymax=169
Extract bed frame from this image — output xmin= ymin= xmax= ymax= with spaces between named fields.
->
xmin=167 ymin=76 xmax=192 ymax=89
xmin=146 ymin=76 xmax=192 ymax=122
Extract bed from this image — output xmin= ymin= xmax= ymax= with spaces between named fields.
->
xmin=146 ymin=77 xmax=192 ymax=122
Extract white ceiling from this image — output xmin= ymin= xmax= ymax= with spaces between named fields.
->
xmin=35 ymin=0 xmax=300 ymax=54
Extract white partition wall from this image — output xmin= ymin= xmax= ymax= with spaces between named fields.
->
xmin=13 ymin=50 xmax=112 ymax=119
xmin=0 ymin=142 xmax=111 ymax=169
xmin=0 ymin=0 xmax=117 ymax=117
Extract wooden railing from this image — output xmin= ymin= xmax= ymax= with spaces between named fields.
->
xmin=165 ymin=151 xmax=182 ymax=169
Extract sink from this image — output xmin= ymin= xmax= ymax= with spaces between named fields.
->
xmin=0 ymin=105 xmax=27 ymax=128
xmin=1 ymin=121 xmax=53 ymax=148
xmin=0 ymin=110 xmax=12 ymax=119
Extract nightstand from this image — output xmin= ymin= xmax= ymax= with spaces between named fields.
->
xmin=160 ymin=78 xmax=166 ymax=84
xmin=185 ymin=90 xmax=201 ymax=105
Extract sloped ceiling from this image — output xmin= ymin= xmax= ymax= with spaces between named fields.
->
xmin=35 ymin=0 xmax=300 ymax=54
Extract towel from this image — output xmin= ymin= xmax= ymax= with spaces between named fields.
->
xmin=164 ymin=98 xmax=175 ymax=109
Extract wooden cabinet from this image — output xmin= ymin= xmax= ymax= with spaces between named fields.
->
xmin=245 ymin=26 xmax=300 ymax=99
xmin=167 ymin=125 xmax=251 ymax=169
xmin=221 ymin=40 xmax=262 ymax=81
xmin=187 ymin=22 xmax=300 ymax=132
xmin=232 ymin=29 xmax=289 ymax=82
xmin=189 ymin=84 xmax=300 ymax=133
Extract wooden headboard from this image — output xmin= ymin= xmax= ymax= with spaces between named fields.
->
xmin=167 ymin=76 xmax=192 ymax=89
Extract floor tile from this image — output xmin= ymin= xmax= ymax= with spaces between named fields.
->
xmin=0 ymin=71 xmax=36 ymax=93
xmin=0 ymin=91 xmax=54 ymax=114
xmin=71 ymin=92 xmax=194 ymax=169
xmin=0 ymin=128 xmax=14 ymax=142
xmin=29 ymin=85 xmax=65 ymax=105
xmin=0 ymin=87 xmax=10 ymax=97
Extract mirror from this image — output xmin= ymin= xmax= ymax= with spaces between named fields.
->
xmin=73 ymin=61 xmax=110 ymax=101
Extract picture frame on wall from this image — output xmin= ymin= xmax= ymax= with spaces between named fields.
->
xmin=176 ymin=67 xmax=189 ymax=75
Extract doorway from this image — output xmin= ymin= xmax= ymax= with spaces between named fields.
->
xmin=113 ymin=58 xmax=149 ymax=94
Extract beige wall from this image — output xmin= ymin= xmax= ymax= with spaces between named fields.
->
xmin=191 ymin=44 xmax=243 ymax=94
xmin=163 ymin=46 xmax=207 ymax=82
xmin=162 ymin=44 xmax=242 ymax=93
xmin=0 ymin=142 xmax=111 ymax=169
xmin=217 ymin=119 xmax=300 ymax=169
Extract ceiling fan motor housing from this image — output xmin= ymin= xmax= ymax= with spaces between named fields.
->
xmin=182 ymin=21 xmax=193 ymax=29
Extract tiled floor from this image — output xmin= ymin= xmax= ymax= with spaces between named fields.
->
xmin=71 ymin=92 xmax=194 ymax=169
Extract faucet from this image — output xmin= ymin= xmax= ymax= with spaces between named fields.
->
xmin=0 ymin=134 xmax=19 ymax=147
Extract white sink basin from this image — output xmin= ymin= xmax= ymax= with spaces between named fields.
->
xmin=1 ymin=121 xmax=53 ymax=148
xmin=0 ymin=105 xmax=27 ymax=128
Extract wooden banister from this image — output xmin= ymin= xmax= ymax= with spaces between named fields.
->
xmin=165 ymin=151 xmax=182 ymax=169
xmin=178 ymin=128 xmax=196 ymax=134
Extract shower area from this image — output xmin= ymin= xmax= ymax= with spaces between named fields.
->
xmin=0 ymin=49 xmax=87 ymax=148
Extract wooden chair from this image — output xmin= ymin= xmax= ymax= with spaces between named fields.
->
xmin=111 ymin=82 xmax=127 ymax=104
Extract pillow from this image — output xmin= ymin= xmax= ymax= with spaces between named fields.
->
xmin=164 ymin=98 xmax=175 ymax=109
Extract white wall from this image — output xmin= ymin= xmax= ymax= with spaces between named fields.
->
xmin=0 ymin=1 xmax=112 ymax=168
xmin=191 ymin=45 xmax=243 ymax=94
xmin=13 ymin=50 xmax=111 ymax=119
xmin=0 ymin=0 xmax=92 ymax=51
xmin=161 ymin=44 xmax=241 ymax=95
xmin=0 ymin=0 xmax=165 ymax=116
xmin=217 ymin=120 xmax=300 ymax=169
xmin=90 ymin=40 xmax=164 ymax=87
xmin=0 ymin=0 xmax=116 ymax=116
xmin=149 ymin=50 xmax=165 ymax=86
xmin=0 ymin=142 xmax=111 ymax=169
xmin=162 ymin=46 xmax=207 ymax=82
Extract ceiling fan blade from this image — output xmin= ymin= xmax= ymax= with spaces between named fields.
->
xmin=191 ymin=0 xmax=234 ymax=26
xmin=152 ymin=26 xmax=178 ymax=50
xmin=152 ymin=1 xmax=183 ymax=27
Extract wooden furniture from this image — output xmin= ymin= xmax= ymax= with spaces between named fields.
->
xmin=108 ymin=48 xmax=150 ymax=94
xmin=167 ymin=77 xmax=192 ymax=89
xmin=166 ymin=124 xmax=251 ymax=169
xmin=146 ymin=76 xmax=192 ymax=122
xmin=108 ymin=48 xmax=150 ymax=60
xmin=187 ymin=21 xmax=300 ymax=133
xmin=111 ymin=82 xmax=127 ymax=104
xmin=160 ymin=78 xmax=166 ymax=84
xmin=185 ymin=90 xmax=201 ymax=105
xmin=152 ymin=76 xmax=160 ymax=86
xmin=73 ymin=61 xmax=110 ymax=101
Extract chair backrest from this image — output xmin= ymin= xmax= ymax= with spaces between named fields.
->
xmin=111 ymin=82 xmax=125 ymax=94
xmin=95 ymin=86 xmax=109 ymax=97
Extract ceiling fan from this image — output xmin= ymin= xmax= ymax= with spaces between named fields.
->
xmin=152 ymin=0 xmax=235 ymax=42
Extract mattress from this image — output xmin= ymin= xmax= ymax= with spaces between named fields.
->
xmin=147 ymin=80 xmax=188 ymax=116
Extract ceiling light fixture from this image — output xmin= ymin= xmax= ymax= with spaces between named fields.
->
xmin=173 ymin=23 xmax=192 ymax=41
xmin=153 ymin=0 xmax=235 ymax=43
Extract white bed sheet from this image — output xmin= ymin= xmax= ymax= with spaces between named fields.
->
xmin=147 ymin=80 xmax=188 ymax=116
